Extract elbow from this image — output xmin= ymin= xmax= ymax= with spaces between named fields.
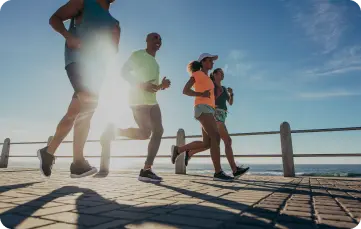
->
xmin=49 ymin=14 xmax=57 ymax=27
xmin=183 ymin=88 xmax=189 ymax=96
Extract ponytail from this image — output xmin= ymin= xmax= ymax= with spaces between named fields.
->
xmin=187 ymin=61 xmax=202 ymax=74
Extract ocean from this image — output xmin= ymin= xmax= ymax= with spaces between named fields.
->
xmin=8 ymin=157 xmax=361 ymax=177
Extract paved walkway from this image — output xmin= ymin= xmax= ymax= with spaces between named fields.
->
xmin=0 ymin=169 xmax=360 ymax=229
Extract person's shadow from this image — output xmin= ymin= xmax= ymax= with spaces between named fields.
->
xmin=0 ymin=180 xmax=340 ymax=229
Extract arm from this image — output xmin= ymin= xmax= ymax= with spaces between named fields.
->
xmin=183 ymin=77 xmax=204 ymax=97
xmin=49 ymin=0 xmax=83 ymax=40
xmin=112 ymin=22 xmax=121 ymax=52
xmin=121 ymin=57 xmax=141 ymax=87
xmin=227 ymin=87 xmax=234 ymax=105
xmin=228 ymin=93 xmax=234 ymax=105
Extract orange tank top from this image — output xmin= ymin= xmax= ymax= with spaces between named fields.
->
xmin=192 ymin=71 xmax=215 ymax=108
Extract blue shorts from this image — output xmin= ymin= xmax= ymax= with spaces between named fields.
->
xmin=194 ymin=104 xmax=215 ymax=119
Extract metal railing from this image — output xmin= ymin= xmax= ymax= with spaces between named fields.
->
xmin=1 ymin=122 xmax=360 ymax=177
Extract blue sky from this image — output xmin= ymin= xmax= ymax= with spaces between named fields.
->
xmin=0 ymin=0 xmax=360 ymax=164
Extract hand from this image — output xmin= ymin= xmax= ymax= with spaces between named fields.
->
xmin=66 ymin=35 xmax=81 ymax=49
xmin=139 ymin=80 xmax=158 ymax=93
xmin=201 ymin=90 xmax=211 ymax=98
xmin=160 ymin=77 xmax=171 ymax=90
xmin=227 ymin=87 xmax=233 ymax=94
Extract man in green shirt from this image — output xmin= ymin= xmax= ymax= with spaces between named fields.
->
xmin=118 ymin=33 xmax=170 ymax=182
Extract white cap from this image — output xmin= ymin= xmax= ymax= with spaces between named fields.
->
xmin=197 ymin=53 xmax=218 ymax=62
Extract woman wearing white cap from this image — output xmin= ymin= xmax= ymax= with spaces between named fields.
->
xmin=171 ymin=53 xmax=234 ymax=182
xmin=184 ymin=68 xmax=250 ymax=179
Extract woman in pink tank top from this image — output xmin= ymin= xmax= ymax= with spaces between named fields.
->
xmin=171 ymin=53 xmax=234 ymax=182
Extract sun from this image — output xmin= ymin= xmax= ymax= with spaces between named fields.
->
xmin=90 ymin=63 xmax=134 ymax=137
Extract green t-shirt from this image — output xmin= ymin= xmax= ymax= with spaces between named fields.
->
xmin=122 ymin=50 xmax=160 ymax=106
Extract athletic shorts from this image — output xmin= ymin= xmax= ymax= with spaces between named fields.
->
xmin=66 ymin=63 xmax=104 ymax=99
xmin=194 ymin=104 xmax=215 ymax=119
xmin=214 ymin=108 xmax=228 ymax=123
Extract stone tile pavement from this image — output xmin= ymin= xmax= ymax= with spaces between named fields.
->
xmin=0 ymin=169 xmax=360 ymax=229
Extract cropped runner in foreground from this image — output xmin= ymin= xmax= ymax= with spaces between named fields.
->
xmin=171 ymin=53 xmax=234 ymax=182
xmin=37 ymin=0 xmax=120 ymax=178
xmin=185 ymin=68 xmax=250 ymax=179
xmin=109 ymin=33 xmax=170 ymax=182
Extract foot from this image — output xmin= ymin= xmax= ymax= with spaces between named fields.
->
xmin=37 ymin=147 xmax=55 ymax=177
xmin=185 ymin=150 xmax=191 ymax=166
xmin=171 ymin=145 xmax=180 ymax=164
xmin=138 ymin=169 xmax=162 ymax=182
xmin=70 ymin=160 xmax=97 ymax=178
xmin=233 ymin=166 xmax=250 ymax=179
xmin=213 ymin=171 xmax=234 ymax=182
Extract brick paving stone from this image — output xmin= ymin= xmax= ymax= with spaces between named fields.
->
xmin=172 ymin=209 xmax=237 ymax=220
xmin=315 ymin=206 xmax=343 ymax=211
xmin=317 ymin=220 xmax=358 ymax=229
xmin=88 ymin=219 xmax=131 ymax=229
xmin=151 ymin=214 xmax=223 ymax=228
xmin=1 ymin=214 xmax=55 ymax=229
xmin=281 ymin=210 xmax=312 ymax=217
xmin=221 ymin=222 xmax=268 ymax=229
xmin=126 ymin=203 xmax=165 ymax=212
xmin=102 ymin=210 xmax=155 ymax=220
xmin=125 ymin=221 xmax=199 ymax=229
xmin=285 ymin=206 xmax=311 ymax=212
xmin=13 ymin=200 xmax=64 ymax=208
xmin=41 ymin=212 xmax=112 ymax=226
xmin=315 ymin=209 xmax=348 ymax=215
xmin=274 ymin=222 xmax=317 ymax=229
xmin=0 ymin=202 xmax=16 ymax=208
xmin=76 ymin=203 xmax=123 ymax=214
xmin=318 ymin=214 xmax=355 ymax=222
xmin=1 ymin=170 xmax=361 ymax=229
xmin=36 ymin=223 xmax=80 ymax=229
xmin=32 ymin=205 xmax=78 ymax=216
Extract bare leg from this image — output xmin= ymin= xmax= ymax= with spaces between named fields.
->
xmin=197 ymin=114 xmax=222 ymax=173
xmin=72 ymin=92 xmax=98 ymax=163
xmin=188 ymin=146 xmax=210 ymax=157
xmin=118 ymin=128 xmax=151 ymax=140
xmin=177 ymin=141 xmax=209 ymax=154
xmin=217 ymin=122 xmax=237 ymax=173
xmin=47 ymin=97 xmax=80 ymax=155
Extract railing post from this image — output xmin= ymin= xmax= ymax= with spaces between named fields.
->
xmin=0 ymin=138 xmax=10 ymax=168
xmin=280 ymin=122 xmax=295 ymax=177
xmin=175 ymin=129 xmax=186 ymax=174
xmin=47 ymin=136 xmax=53 ymax=146
xmin=99 ymin=124 xmax=114 ymax=175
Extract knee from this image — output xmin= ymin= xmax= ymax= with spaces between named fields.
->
xmin=63 ymin=106 xmax=80 ymax=124
xmin=153 ymin=125 xmax=164 ymax=137
xmin=203 ymin=140 xmax=211 ymax=149
xmin=139 ymin=129 xmax=152 ymax=140
xmin=79 ymin=100 xmax=98 ymax=119
xmin=224 ymin=137 xmax=232 ymax=147
xmin=209 ymin=131 xmax=221 ymax=144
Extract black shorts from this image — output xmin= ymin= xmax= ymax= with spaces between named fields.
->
xmin=66 ymin=63 xmax=103 ymax=99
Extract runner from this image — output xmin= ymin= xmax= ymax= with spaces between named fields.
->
xmin=115 ymin=33 xmax=171 ymax=182
xmin=37 ymin=0 xmax=120 ymax=178
xmin=184 ymin=68 xmax=250 ymax=179
xmin=171 ymin=53 xmax=234 ymax=182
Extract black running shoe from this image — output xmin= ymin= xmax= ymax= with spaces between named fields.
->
xmin=171 ymin=145 xmax=180 ymax=164
xmin=37 ymin=147 xmax=55 ymax=177
xmin=185 ymin=150 xmax=191 ymax=166
xmin=233 ymin=166 xmax=250 ymax=179
xmin=138 ymin=169 xmax=162 ymax=182
xmin=213 ymin=171 xmax=234 ymax=182
xmin=70 ymin=160 xmax=97 ymax=178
